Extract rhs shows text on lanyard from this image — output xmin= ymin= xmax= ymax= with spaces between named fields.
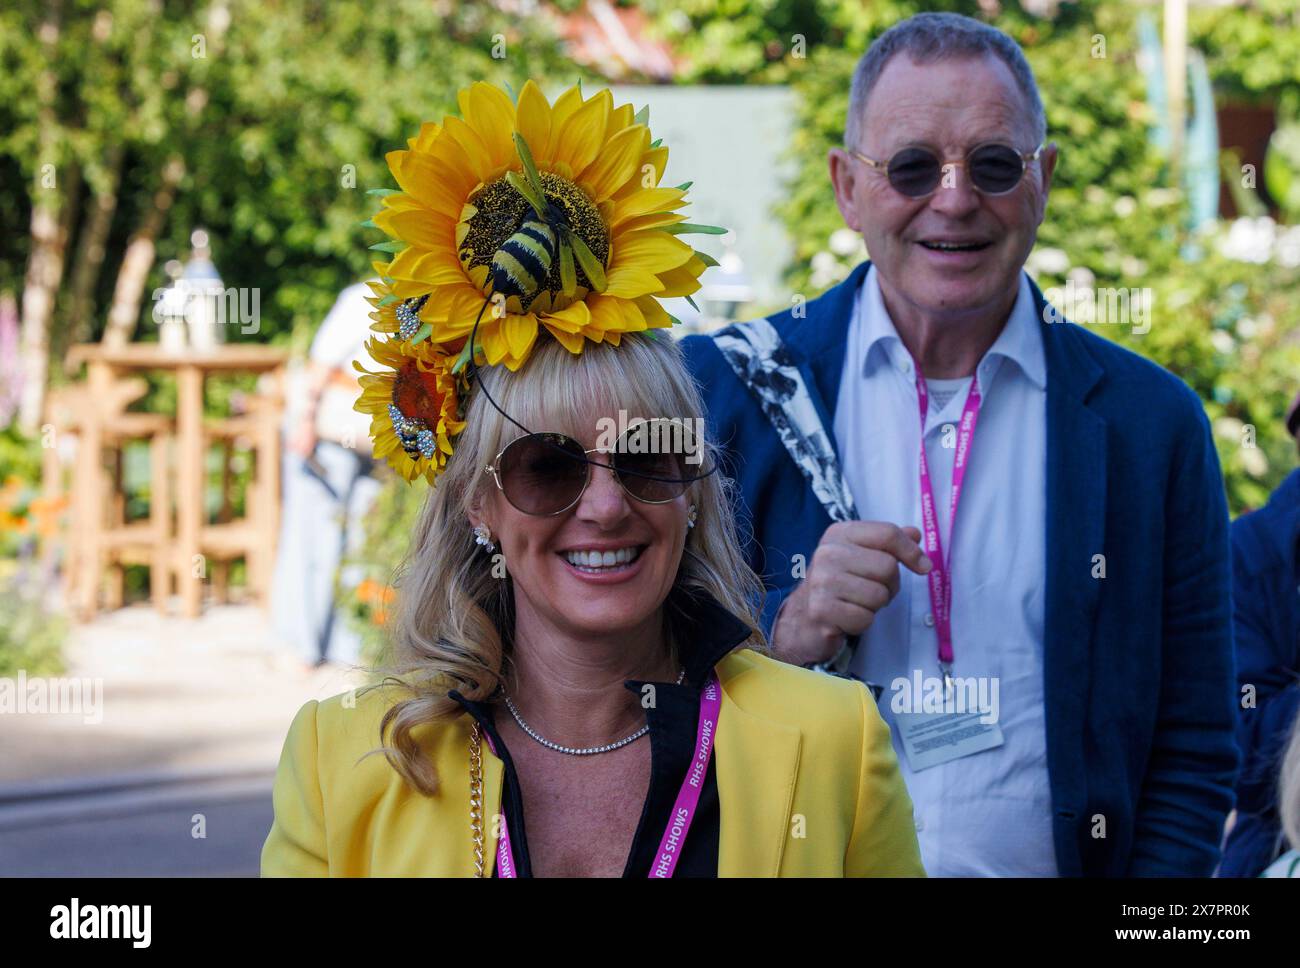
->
xmin=492 ymin=673 xmax=721 ymax=878
xmin=913 ymin=362 xmax=983 ymax=693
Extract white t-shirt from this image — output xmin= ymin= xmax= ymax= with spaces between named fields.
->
xmin=296 ymin=281 xmax=376 ymax=450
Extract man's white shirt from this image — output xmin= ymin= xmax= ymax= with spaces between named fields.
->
xmin=832 ymin=264 xmax=1058 ymax=876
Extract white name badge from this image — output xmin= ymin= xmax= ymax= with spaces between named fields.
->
xmin=894 ymin=711 xmax=1005 ymax=771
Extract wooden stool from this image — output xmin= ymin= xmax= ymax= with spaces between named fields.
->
xmin=98 ymin=412 xmax=173 ymax=612
xmin=199 ymin=389 xmax=282 ymax=609
xmin=45 ymin=379 xmax=175 ymax=619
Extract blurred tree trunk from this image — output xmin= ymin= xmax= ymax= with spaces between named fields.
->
xmin=17 ymin=1 xmax=71 ymax=433
xmin=60 ymin=143 xmax=125 ymax=363
xmin=101 ymin=155 xmax=184 ymax=350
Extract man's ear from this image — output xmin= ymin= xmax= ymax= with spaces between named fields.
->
xmin=1036 ymin=141 xmax=1059 ymax=224
xmin=828 ymin=147 xmax=862 ymax=233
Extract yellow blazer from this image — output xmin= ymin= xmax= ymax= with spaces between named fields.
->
xmin=261 ymin=649 xmax=925 ymax=877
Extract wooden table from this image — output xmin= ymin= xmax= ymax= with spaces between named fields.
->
xmin=66 ymin=344 xmax=289 ymax=618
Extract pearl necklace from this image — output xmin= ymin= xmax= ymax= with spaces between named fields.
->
xmin=503 ymin=668 xmax=686 ymax=756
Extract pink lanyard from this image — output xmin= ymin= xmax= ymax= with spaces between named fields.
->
xmin=913 ymin=364 xmax=983 ymax=692
xmin=491 ymin=673 xmax=722 ymax=878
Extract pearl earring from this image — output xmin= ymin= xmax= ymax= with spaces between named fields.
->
xmin=686 ymin=504 xmax=698 ymax=530
xmin=473 ymin=523 xmax=496 ymax=552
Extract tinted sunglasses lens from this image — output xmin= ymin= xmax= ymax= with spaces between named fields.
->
xmin=613 ymin=419 xmax=694 ymax=503
xmin=497 ymin=433 xmax=587 ymax=514
xmin=969 ymin=145 xmax=1025 ymax=194
xmin=887 ymin=147 xmax=942 ymax=197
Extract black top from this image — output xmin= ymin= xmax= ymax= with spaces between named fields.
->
xmin=449 ymin=588 xmax=753 ymax=877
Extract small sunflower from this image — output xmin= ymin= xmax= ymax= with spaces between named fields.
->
xmin=354 ymin=336 xmax=466 ymax=484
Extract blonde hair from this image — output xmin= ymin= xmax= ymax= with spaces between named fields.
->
xmin=372 ymin=333 xmax=765 ymax=795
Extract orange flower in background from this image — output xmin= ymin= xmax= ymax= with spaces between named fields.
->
xmin=355 ymin=578 xmax=397 ymax=626
xmin=25 ymin=496 xmax=68 ymax=539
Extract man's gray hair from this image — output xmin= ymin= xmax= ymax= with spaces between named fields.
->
xmin=845 ymin=12 xmax=1047 ymax=150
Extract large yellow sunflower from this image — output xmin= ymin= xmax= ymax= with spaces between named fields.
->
xmin=354 ymin=335 xmax=466 ymax=484
xmin=371 ymin=80 xmax=713 ymax=369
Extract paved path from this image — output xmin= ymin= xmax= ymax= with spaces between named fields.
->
xmin=1 ymin=603 xmax=368 ymax=876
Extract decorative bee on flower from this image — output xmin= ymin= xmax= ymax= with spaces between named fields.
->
xmin=490 ymin=133 xmax=608 ymax=306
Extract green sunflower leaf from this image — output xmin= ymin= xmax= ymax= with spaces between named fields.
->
xmin=368 ymin=241 xmax=406 ymax=253
xmin=685 ymin=294 xmax=700 ymax=311
xmin=451 ymin=339 xmax=475 ymax=374
xmin=378 ymin=294 xmax=399 ymax=307
xmin=634 ymin=105 xmax=650 ymax=127
xmin=411 ymin=322 xmax=433 ymax=344
xmin=357 ymin=218 xmax=377 ymax=229
xmin=650 ymin=138 xmax=662 ymax=148
xmin=664 ymin=223 xmax=728 ymax=235
xmin=366 ymin=188 xmax=400 ymax=197
xmin=693 ymin=249 xmax=719 ymax=268
xmin=674 ymin=181 xmax=693 ymax=191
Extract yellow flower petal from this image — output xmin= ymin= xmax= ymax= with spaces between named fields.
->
xmin=442 ymin=115 xmax=494 ymax=184
xmin=603 ymin=266 xmax=664 ymax=299
xmin=612 ymin=230 xmax=694 ymax=274
xmin=617 ymin=211 xmax=688 ymax=234
xmin=388 ymin=246 xmax=468 ymax=289
xmin=611 ymin=187 xmax=686 ymax=227
xmin=614 ymin=146 xmax=668 ymax=199
xmin=541 ymin=300 xmax=591 ymax=333
xmin=578 ymin=124 xmax=648 ymax=203
xmin=502 ymin=312 xmax=539 ymax=359
xmin=516 ymin=80 xmax=553 ymax=167
xmin=653 ymin=256 xmax=707 ymax=298
xmin=553 ymin=90 xmax=610 ymax=178
xmin=459 ymin=81 xmax=517 ymax=171
xmin=585 ymin=295 xmax=628 ymax=333
xmin=374 ymin=206 xmax=455 ymax=252
xmin=546 ymin=85 xmax=585 ymax=158
xmin=544 ymin=324 xmax=586 ymax=353
xmin=635 ymin=295 xmax=672 ymax=329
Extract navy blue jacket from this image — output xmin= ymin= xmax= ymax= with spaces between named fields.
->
xmin=681 ymin=260 xmax=1239 ymax=876
xmin=1220 ymin=468 xmax=1300 ymax=876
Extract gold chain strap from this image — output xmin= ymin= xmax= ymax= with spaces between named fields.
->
xmin=469 ymin=721 xmax=486 ymax=878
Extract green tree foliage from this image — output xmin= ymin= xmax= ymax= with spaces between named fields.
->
xmin=0 ymin=0 xmax=583 ymax=352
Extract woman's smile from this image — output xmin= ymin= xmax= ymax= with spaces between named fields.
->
xmin=556 ymin=541 xmax=652 ymax=584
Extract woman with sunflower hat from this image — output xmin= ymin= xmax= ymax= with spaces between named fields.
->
xmin=261 ymin=81 xmax=923 ymax=877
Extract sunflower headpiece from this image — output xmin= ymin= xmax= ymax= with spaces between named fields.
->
xmin=354 ymin=80 xmax=724 ymax=484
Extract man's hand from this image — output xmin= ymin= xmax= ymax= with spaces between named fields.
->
xmin=771 ymin=521 xmax=932 ymax=667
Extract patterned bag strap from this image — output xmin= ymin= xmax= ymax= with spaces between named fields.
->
xmin=711 ymin=318 xmax=858 ymax=524
xmin=712 ymin=318 xmax=863 ymax=676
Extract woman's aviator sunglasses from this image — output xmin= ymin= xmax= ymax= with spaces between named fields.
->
xmin=848 ymin=141 xmax=1045 ymax=198
xmin=484 ymin=419 xmax=712 ymax=516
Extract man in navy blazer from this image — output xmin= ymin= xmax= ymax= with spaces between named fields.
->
xmin=682 ymin=13 xmax=1238 ymax=876
xmin=1220 ymin=406 xmax=1300 ymax=876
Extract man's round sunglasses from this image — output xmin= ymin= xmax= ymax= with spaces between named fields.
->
xmin=483 ymin=419 xmax=710 ymax=516
xmin=848 ymin=141 xmax=1045 ymax=198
